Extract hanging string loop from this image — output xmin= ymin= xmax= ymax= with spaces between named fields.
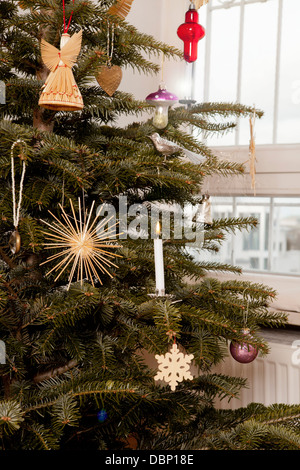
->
xmin=241 ymin=287 xmax=251 ymax=329
xmin=106 ymin=19 xmax=115 ymax=67
xmin=63 ymin=0 xmax=75 ymax=34
xmin=11 ymin=139 xmax=27 ymax=230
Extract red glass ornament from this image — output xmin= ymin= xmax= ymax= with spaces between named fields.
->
xmin=177 ymin=5 xmax=205 ymax=63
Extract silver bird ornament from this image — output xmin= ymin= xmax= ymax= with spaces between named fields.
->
xmin=149 ymin=133 xmax=206 ymax=164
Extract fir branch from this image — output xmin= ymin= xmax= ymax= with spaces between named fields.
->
xmin=33 ymin=359 xmax=78 ymax=384
xmin=190 ymin=102 xmax=264 ymax=119
xmin=210 ymin=216 xmax=259 ymax=233
xmin=0 ymin=246 xmax=15 ymax=269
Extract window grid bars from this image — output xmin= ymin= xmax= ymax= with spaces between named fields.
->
xmin=231 ymin=196 xmax=238 ymax=266
xmin=203 ymin=0 xmax=283 ymax=145
xmin=235 ymin=0 xmax=245 ymax=145
xmin=210 ymin=0 xmax=270 ymax=12
xmin=213 ymin=196 xmax=300 ymax=276
xmin=273 ymin=0 xmax=283 ymax=144
xmin=268 ymin=197 xmax=274 ymax=271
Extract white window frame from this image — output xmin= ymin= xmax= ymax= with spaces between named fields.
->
xmin=198 ymin=0 xmax=284 ymax=145
xmin=208 ymin=195 xmax=300 ymax=273
xmin=206 ymin=144 xmax=300 ymax=197
xmin=190 ymin=0 xmax=300 ymax=324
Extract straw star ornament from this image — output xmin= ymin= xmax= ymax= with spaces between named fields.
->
xmin=40 ymin=199 xmax=122 ymax=289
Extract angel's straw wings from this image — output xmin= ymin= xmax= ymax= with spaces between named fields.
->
xmin=40 ymin=30 xmax=82 ymax=71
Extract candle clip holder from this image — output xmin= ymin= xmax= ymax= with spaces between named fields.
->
xmin=148 ymin=292 xmax=175 ymax=300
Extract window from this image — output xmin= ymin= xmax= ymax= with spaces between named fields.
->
xmin=188 ymin=0 xmax=300 ymax=282
xmin=197 ymin=196 xmax=300 ymax=275
xmin=193 ymin=0 xmax=300 ymax=146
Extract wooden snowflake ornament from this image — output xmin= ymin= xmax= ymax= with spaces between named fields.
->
xmin=154 ymin=343 xmax=194 ymax=391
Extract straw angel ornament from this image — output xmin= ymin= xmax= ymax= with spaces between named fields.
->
xmin=39 ymin=30 xmax=83 ymax=111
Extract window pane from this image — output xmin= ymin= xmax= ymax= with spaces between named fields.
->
xmin=198 ymin=0 xmax=300 ymax=146
xmin=272 ymin=203 xmax=300 ymax=273
xmin=235 ymin=199 xmax=270 ymax=271
xmin=197 ymin=197 xmax=300 ymax=275
xmin=238 ymin=0 xmax=278 ymax=145
xmin=209 ymin=7 xmax=239 ymax=102
xmin=236 ymin=197 xmax=271 ymax=205
xmin=205 ymin=6 xmax=240 ymax=146
xmin=191 ymin=7 xmax=207 ymax=103
xmin=277 ymin=0 xmax=300 ymax=144
xmin=210 ymin=0 xmax=222 ymax=7
xmin=197 ymin=198 xmax=234 ymax=265
xmin=275 ymin=198 xmax=300 ymax=205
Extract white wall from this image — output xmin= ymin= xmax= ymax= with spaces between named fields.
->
xmin=119 ymin=0 xmax=192 ymax=125
xmin=212 ymin=336 xmax=300 ymax=409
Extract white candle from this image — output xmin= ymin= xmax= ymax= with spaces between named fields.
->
xmin=154 ymin=221 xmax=165 ymax=296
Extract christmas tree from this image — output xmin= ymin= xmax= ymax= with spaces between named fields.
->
xmin=1 ymin=0 xmax=300 ymax=451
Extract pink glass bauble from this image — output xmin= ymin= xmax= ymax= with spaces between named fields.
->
xmin=229 ymin=329 xmax=258 ymax=364
xmin=177 ymin=6 xmax=205 ymax=63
